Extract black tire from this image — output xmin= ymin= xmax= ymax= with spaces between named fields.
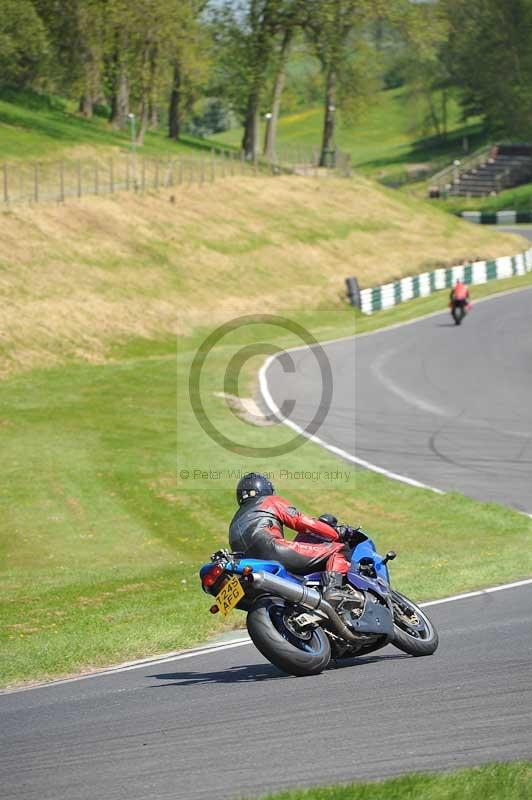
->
xmin=246 ymin=596 xmax=331 ymax=677
xmin=391 ymin=590 xmax=439 ymax=656
xmin=452 ymin=306 xmax=464 ymax=325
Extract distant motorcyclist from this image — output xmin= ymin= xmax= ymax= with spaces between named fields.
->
xmin=229 ymin=473 xmax=363 ymax=602
xmin=449 ymin=279 xmax=471 ymax=324
xmin=450 ymin=279 xmax=470 ymax=305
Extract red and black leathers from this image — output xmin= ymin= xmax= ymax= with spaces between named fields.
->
xmin=229 ymin=495 xmax=351 ymax=575
xmin=450 ymin=281 xmax=470 ymax=302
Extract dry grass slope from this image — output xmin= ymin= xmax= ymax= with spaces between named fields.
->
xmin=0 ymin=175 xmax=526 ymax=377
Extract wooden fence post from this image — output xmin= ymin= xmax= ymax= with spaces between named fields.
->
xmin=59 ymin=161 xmax=65 ymax=202
xmin=34 ymin=163 xmax=39 ymax=203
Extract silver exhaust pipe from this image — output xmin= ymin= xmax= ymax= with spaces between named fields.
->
xmin=252 ymin=570 xmax=363 ymax=644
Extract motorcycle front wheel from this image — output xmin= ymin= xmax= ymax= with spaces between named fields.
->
xmin=391 ymin=590 xmax=439 ymax=656
xmin=247 ymin=596 xmax=331 ymax=677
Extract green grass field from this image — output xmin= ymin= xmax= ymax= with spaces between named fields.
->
xmin=253 ymin=762 xmax=532 ymax=800
xmin=0 ymin=88 xmax=212 ymax=161
xmin=2 ymin=268 xmax=532 ymax=687
xmin=439 ymin=182 xmax=532 ymax=214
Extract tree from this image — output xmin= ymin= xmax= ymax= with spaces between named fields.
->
xmin=305 ymin=0 xmax=375 ymax=166
xmin=212 ymin=1 xmax=286 ymax=160
xmin=34 ymin=0 xmax=106 ymax=118
xmin=168 ymin=1 xmax=210 ymax=141
xmin=444 ymin=0 xmax=532 ymax=140
xmin=384 ymin=0 xmax=452 ymax=140
xmin=263 ymin=1 xmax=307 ymax=159
xmin=0 ymin=0 xmax=48 ymax=88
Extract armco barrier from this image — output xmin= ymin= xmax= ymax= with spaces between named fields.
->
xmin=359 ymin=247 xmax=532 ymax=314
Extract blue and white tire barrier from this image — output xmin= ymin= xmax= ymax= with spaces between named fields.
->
xmin=359 ymin=247 xmax=532 ymax=314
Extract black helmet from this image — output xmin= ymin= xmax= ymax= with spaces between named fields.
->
xmin=236 ymin=472 xmax=275 ymax=505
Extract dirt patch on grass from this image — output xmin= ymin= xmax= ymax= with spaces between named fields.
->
xmin=0 ymin=175 xmax=527 ymax=376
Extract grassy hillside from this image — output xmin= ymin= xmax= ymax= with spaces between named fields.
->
xmin=1 ymin=175 xmax=531 ymax=686
xmin=0 ymin=175 xmax=525 ymax=378
xmin=0 ymin=88 xmax=210 ymax=162
xmin=1 ymin=87 xmax=484 ymax=187
xmin=214 ymin=87 xmax=485 ymax=181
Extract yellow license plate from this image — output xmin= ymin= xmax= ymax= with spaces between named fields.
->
xmin=215 ymin=575 xmax=245 ymax=617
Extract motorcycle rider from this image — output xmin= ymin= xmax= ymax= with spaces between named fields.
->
xmin=450 ymin=278 xmax=470 ymax=306
xmin=229 ymin=472 xmax=363 ymax=602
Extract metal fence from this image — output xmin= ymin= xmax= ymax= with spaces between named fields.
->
xmin=0 ymin=147 xmax=352 ymax=206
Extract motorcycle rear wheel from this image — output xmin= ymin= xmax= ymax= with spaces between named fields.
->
xmin=452 ymin=306 xmax=464 ymax=325
xmin=247 ymin=596 xmax=331 ymax=677
xmin=391 ymin=590 xmax=439 ymax=656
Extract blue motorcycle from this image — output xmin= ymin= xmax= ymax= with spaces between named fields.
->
xmin=199 ymin=527 xmax=439 ymax=677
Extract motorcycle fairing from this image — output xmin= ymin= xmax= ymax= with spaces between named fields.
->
xmin=233 ymin=558 xmax=302 ymax=585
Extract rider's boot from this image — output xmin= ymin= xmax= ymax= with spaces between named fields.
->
xmin=320 ymin=571 xmax=346 ymax=606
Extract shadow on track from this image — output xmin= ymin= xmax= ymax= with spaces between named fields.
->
xmin=148 ymin=652 xmax=410 ymax=687
xmin=147 ymin=663 xmax=286 ymax=686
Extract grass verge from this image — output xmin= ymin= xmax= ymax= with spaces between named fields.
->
xmin=1 ymin=271 xmax=532 ymax=687
xmin=252 ymin=762 xmax=532 ymax=800
xmin=437 ymin=183 xmax=532 ymax=215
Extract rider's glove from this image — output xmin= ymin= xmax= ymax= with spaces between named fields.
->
xmin=337 ymin=525 xmax=366 ymax=547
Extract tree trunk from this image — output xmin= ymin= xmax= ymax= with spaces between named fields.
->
xmin=242 ymin=89 xmax=260 ymax=161
xmin=137 ymin=99 xmax=149 ymax=146
xmin=319 ymin=67 xmax=336 ymax=167
xmin=168 ymin=60 xmax=181 ymax=139
xmin=80 ymin=87 xmax=93 ymax=119
xmin=79 ymin=58 xmax=94 ymax=118
xmin=150 ymin=104 xmax=158 ymax=130
xmin=426 ymin=89 xmax=441 ymax=138
xmin=110 ymin=46 xmax=129 ymax=129
xmin=148 ymin=45 xmax=158 ymax=130
xmin=263 ymin=29 xmax=292 ymax=160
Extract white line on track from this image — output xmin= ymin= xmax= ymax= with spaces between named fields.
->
xmin=3 ymin=579 xmax=532 ymax=696
xmin=420 ymin=578 xmax=532 ymax=607
xmin=258 ymin=284 xmax=532 ymax=505
xmin=258 ymin=354 xmax=445 ymax=495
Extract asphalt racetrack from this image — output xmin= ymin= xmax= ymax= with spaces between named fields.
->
xmin=265 ymin=285 xmax=532 ymax=514
xmin=1 ymin=584 xmax=532 ymax=800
